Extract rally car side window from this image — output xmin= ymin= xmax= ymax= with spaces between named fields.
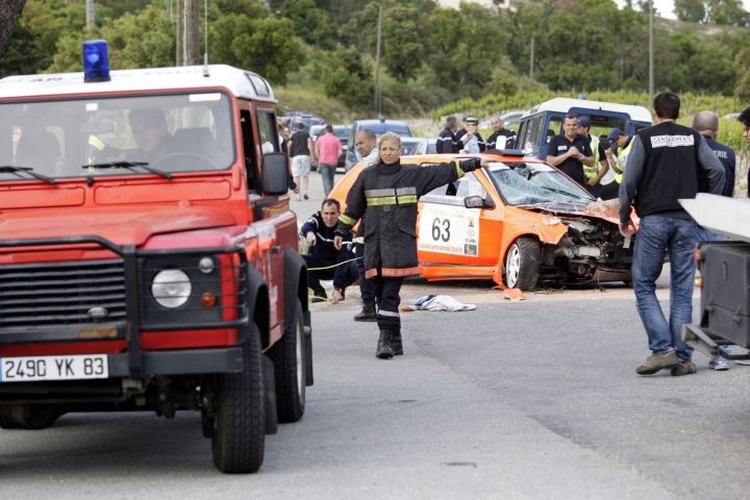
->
xmin=422 ymin=171 xmax=486 ymax=207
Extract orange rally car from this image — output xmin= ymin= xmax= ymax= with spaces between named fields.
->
xmin=329 ymin=151 xmax=633 ymax=290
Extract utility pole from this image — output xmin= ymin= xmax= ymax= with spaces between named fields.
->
xmin=374 ymin=0 xmax=384 ymax=117
xmin=183 ymin=0 xmax=200 ymax=66
xmin=86 ymin=0 xmax=95 ymax=29
xmin=529 ymin=37 xmax=534 ymax=82
xmin=175 ymin=0 xmax=183 ymax=66
xmin=649 ymin=0 xmax=654 ymax=96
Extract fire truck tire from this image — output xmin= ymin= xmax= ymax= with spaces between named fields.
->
xmin=272 ymin=299 xmax=306 ymax=423
xmin=0 ymin=404 xmax=62 ymax=430
xmin=504 ymin=237 xmax=540 ymax=291
xmin=211 ymin=331 xmax=265 ymax=474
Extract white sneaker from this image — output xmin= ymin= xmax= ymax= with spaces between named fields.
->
xmin=709 ymin=356 xmax=729 ymax=371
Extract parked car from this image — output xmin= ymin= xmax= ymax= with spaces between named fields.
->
xmin=515 ymin=97 xmax=651 ymax=159
xmin=344 ymin=119 xmax=414 ymax=170
xmin=288 ymin=112 xmax=325 ymax=132
xmin=329 ymin=150 xmax=633 ymax=290
xmin=401 ymin=137 xmax=437 ymax=155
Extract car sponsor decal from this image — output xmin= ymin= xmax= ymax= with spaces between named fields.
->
xmin=418 ymin=204 xmax=480 ymax=256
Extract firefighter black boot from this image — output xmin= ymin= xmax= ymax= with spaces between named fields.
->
xmin=353 ymin=301 xmax=377 ymax=322
xmin=376 ymin=330 xmax=394 ymax=359
xmin=392 ymin=329 xmax=403 ymax=356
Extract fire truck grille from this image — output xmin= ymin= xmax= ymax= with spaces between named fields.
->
xmin=0 ymin=259 xmax=125 ymax=328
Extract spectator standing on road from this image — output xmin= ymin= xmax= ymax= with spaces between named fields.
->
xmin=315 ymin=124 xmax=343 ymax=197
xmin=486 ymin=116 xmax=517 ymax=150
xmin=692 ymin=110 xmax=737 ymax=371
xmin=737 ymin=107 xmax=750 ymax=197
xmin=288 ymin=123 xmax=315 ymax=201
xmin=619 ymin=92 xmax=725 ymax=377
xmin=301 ymin=199 xmax=358 ymax=304
xmin=544 ymin=114 xmax=594 ymax=188
xmin=334 ymin=132 xmax=486 ymax=359
xmin=456 ymin=115 xmax=485 ymax=154
xmin=436 ymin=116 xmax=459 ymax=154
xmin=351 ymin=129 xmax=379 ymax=322
xmin=576 ymin=115 xmax=609 ymax=199
xmin=278 ymin=121 xmax=298 ymax=195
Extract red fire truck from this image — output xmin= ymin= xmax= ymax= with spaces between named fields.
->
xmin=0 ymin=41 xmax=312 ymax=473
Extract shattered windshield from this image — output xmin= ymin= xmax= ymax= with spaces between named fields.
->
xmin=0 ymin=92 xmax=235 ymax=179
xmin=487 ymin=161 xmax=595 ymax=206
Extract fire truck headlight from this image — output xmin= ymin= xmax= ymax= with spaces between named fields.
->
xmin=151 ymin=269 xmax=192 ymax=308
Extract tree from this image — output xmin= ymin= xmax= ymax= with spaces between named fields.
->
xmin=734 ymin=48 xmax=750 ymax=101
xmin=0 ymin=0 xmax=26 ymax=55
xmin=423 ymin=7 xmax=465 ymax=93
xmin=707 ymin=0 xmax=750 ymax=26
xmin=282 ymin=0 xmax=337 ymax=49
xmin=209 ymin=14 xmax=302 ymax=85
xmin=675 ymin=0 xmax=750 ymax=25
xmin=322 ymin=47 xmax=373 ymax=111
xmin=674 ymin=0 xmax=706 ymax=22
xmin=381 ymin=5 xmax=425 ymax=83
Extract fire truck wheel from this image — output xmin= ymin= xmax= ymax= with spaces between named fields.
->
xmin=272 ymin=299 xmax=306 ymax=423
xmin=0 ymin=404 xmax=62 ymax=430
xmin=211 ymin=330 xmax=265 ymax=474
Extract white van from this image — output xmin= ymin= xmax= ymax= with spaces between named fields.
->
xmin=515 ymin=97 xmax=652 ymax=158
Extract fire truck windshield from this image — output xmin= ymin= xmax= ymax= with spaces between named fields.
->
xmin=0 ymin=92 xmax=235 ymax=178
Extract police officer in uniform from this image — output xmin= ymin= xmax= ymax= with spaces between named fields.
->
xmin=544 ymin=114 xmax=594 ymax=188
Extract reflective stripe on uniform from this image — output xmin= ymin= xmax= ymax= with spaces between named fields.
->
xmin=339 ymin=213 xmax=357 ymax=226
xmin=365 ymin=186 xmax=418 ymax=206
xmin=614 ymin=140 xmax=633 ymax=184
xmin=377 ymin=309 xmax=400 ymax=318
xmin=584 ymin=135 xmax=600 ymax=179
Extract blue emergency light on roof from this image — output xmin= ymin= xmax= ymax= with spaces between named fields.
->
xmin=83 ymin=40 xmax=110 ymax=83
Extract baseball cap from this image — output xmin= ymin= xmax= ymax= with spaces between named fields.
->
xmin=607 ymin=127 xmax=624 ymax=143
xmin=577 ymin=115 xmax=591 ymax=128
xmin=463 ymin=115 xmax=478 ymax=125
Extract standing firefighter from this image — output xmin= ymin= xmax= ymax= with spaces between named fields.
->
xmin=333 ymin=132 xmax=486 ymax=359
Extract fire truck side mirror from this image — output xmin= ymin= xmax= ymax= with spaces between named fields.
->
xmin=261 ymin=152 xmax=290 ymax=195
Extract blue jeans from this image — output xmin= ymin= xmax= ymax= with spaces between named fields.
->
xmin=632 ymin=215 xmax=698 ymax=362
xmin=318 ymin=163 xmax=336 ymax=197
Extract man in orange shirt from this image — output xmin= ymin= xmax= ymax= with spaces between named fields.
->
xmin=314 ymin=124 xmax=343 ymax=197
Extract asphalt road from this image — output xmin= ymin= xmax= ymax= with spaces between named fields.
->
xmin=2 ymin=282 xmax=749 ymax=499
xmin=3 ymin=177 xmax=749 ymax=499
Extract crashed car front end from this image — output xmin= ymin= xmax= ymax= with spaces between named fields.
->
xmin=490 ymin=162 xmax=633 ymax=286
xmin=547 ymin=214 xmax=633 ymax=284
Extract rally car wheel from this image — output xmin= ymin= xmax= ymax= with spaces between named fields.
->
xmin=504 ymin=237 xmax=540 ymax=291
xmin=272 ymin=299 xmax=306 ymax=423
xmin=211 ymin=331 xmax=265 ymax=474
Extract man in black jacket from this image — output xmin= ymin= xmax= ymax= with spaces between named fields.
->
xmin=300 ymin=199 xmax=358 ymax=304
xmin=619 ymin=92 xmax=725 ymax=377
xmin=435 ymin=116 xmax=459 ymax=154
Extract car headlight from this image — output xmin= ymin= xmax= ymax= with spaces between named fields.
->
xmin=151 ymin=269 xmax=192 ymax=308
